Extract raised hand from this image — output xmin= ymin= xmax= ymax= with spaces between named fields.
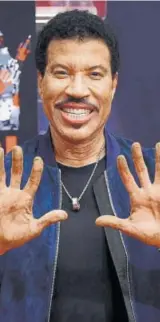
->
xmin=0 ymin=146 xmax=67 ymax=254
xmin=96 ymin=142 xmax=160 ymax=248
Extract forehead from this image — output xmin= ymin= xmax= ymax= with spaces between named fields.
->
xmin=47 ymin=38 xmax=111 ymax=69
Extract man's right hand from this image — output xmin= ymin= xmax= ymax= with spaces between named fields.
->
xmin=0 ymin=146 xmax=68 ymax=255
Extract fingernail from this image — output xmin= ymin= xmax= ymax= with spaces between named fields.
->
xmin=59 ymin=213 xmax=68 ymax=220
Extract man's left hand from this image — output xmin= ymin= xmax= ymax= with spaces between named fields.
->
xmin=96 ymin=142 xmax=160 ymax=248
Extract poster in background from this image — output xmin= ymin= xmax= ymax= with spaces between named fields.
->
xmin=0 ymin=33 xmax=31 ymax=132
xmin=0 ymin=1 xmax=37 ymax=152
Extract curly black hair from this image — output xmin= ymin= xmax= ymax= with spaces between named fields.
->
xmin=35 ymin=9 xmax=119 ymax=76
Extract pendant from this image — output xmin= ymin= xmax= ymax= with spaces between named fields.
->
xmin=72 ymin=198 xmax=80 ymax=211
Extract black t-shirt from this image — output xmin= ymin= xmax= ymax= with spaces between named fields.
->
xmin=50 ymin=157 xmax=126 ymax=322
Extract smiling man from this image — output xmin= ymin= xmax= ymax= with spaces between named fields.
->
xmin=0 ymin=9 xmax=160 ymax=322
xmin=37 ymin=24 xmax=117 ymax=159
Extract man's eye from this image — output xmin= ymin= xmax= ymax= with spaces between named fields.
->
xmin=90 ymin=72 xmax=103 ymax=79
xmin=54 ymin=70 xmax=68 ymax=77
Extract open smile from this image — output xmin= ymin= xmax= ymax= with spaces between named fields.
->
xmin=59 ymin=107 xmax=94 ymax=124
xmin=56 ymin=102 xmax=96 ymax=125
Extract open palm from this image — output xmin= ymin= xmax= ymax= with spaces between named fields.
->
xmin=96 ymin=142 xmax=160 ymax=247
xmin=0 ymin=146 xmax=67 ymax=254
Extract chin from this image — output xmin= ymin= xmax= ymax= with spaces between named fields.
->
xmin=61 ymin=127 xmax=96 ymax=143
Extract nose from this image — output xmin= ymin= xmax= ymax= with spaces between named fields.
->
xmin=65 ymin=74 xmax=90 ymax=98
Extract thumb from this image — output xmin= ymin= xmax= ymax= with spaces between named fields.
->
xmin=36 ymin=210 xmax=68 ymax=233
xmin=96 ymin=215 xmax=131 ymax=235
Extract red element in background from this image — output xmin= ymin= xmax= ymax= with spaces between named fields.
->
xmin=94 ymin=1 xmax=107 ymax=17
xmin=36 ymin=1 xmax=107 ymax=17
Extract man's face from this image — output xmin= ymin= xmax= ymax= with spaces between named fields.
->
xmin=38 ymin=38 xmax=118 ymax=143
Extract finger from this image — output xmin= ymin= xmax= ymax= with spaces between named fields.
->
xmin=132 ymin=142 xmax=150 ymax=187
xmin=96 ymin=215 xmax=132 ymax=235
xmin=24 ymin=157 xmax=43 ymax=198
xmin=34 ymin=210 xmax=68 ymax=234
xmin=2 ymin=70 xmax=9 ymax=82
xmin=6 ymin=77 xmax=11 ymax=84
xmin=0 ymin=148 xmax=6 ymax=189
xmin=10 ymin=146 xmax=23 ymax=189
xmin=117 ymin=155 xmax=139 ymax=194
xmin=154 ymin=142 xmax=160 ymax=184
xmin=0 ymin=70 xmax=5 ymax=80
xmin=5 ymin=72 xmax=12 ymax=83
xmin=96 ymin=215 xmax=155 ymax=245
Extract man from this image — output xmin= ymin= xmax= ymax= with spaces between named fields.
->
xmin=0 ymin=9 xmax=160 ymax=322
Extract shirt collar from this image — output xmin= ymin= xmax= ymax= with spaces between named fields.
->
xmin=37 ymin=127 xmax=57 ymax=167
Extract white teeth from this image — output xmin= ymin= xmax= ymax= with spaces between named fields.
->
xmin=66 ymin=114 xmax=87 ymax=120
xmin=62 ymin=108 xmax=91 ymax=120
xmin=62 ymin=108 xmax=90 ymax=115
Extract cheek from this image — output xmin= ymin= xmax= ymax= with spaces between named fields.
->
xmin=91 ymin=84 xmax=113 ymax=116
xmin=101 ymin=92 xmax=113 ymax=109
xmin=42 ymin=77 xmax=67 ymax=101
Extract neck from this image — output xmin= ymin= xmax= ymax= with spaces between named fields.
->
xmin=50 ymin=128 xmax=106 ymax=167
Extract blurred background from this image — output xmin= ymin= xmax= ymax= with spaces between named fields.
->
xmin=0 ymin=1 xmax=160 ymax=152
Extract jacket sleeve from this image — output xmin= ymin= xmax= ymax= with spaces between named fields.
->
xmin=0 ymin=153 xmax=12 ymax=291
xmin=0 ymin=140 xmax=37 ymax=290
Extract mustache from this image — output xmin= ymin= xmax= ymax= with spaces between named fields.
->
xmin=55 ymin=97 xmax=98 ymax=110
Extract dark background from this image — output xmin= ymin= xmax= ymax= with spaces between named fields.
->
xmin=107 ymin=1 xmax=160 ymax=147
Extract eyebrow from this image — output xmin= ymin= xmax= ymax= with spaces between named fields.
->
xmin=87 ymin=65 xmax=108 ymax=73
xmin=48 ymin=63 xmax=108 ymax=73
xmin=48 ymin=63 xmax=69 ymax=70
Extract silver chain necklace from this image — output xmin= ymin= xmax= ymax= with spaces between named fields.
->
xmin=61 ymin=144 xmax=105 ymax=212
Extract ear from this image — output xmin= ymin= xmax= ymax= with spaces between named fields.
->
xmin=111 ymin=72 xmax=118 ymax=100
xmin=37 ymin=72 xmax=43 ymax=98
